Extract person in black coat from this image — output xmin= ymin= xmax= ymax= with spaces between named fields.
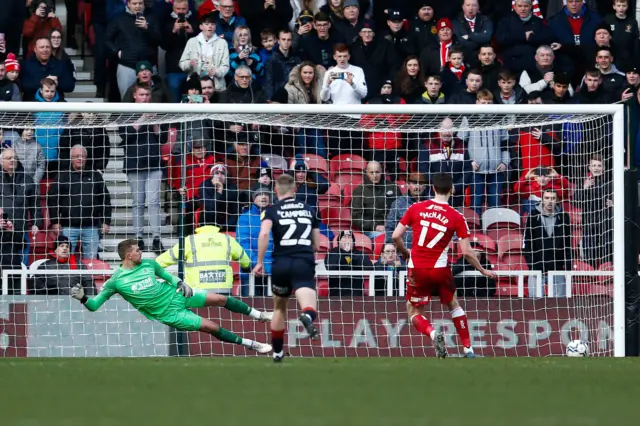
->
xmin=21 ymin=37 xmax=76 ymax=101
xmin=264 ymin=29 xmax=301 ymax=100
xmin=408 ymin=1 xmax=438 ymax=50
xmin=451 ymin=1 xmax=494 ymax=67
xmin=379 ymin=9 xmax=418 ymax=60
xmin=59 ymin=112 xmax=111 ymax=172
xmin=452 ymin=246 xmax=496 ymax=297
xmin=324 ymin=230 xmax=374 ymax=296
xmin=477 ymin=45 xmax=501 ymax=93
xmin=494 ymin=2 xmax=556 ymax=75
xmin=238 ymin=0 xmax=293 ymax=46
xmin=296 ymin=12 xmax=346 ymax=70
xmin=0 ymin=0 xmax=26 ymax=56
xmin=199 ymin=163 xmax=247 ymax=232
xmin=493 ymin=68 xmax=528 ymax=104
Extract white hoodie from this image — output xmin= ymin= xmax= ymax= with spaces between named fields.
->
xmin=179 ymin=31 xmax=230 ymax=91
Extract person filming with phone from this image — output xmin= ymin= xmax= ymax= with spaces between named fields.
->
xmin=320 ymin=43 xmax=367 ymax=105
xmin=22 ymin=0 xmax=63 ymax=57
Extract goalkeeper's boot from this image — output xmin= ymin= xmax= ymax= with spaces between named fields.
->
xmin=299 ymin=313 xmax=319 ymax=340
xmin=258 ymin=311 xmax=274 ymax=323
xmin=273 ymin=350 xmax=285 ymax=363
xmin=463 ymin=347 xmax=476 ymax=359
xmin=249 ymin=341 xmax=273 ymax=354
xmin=433 ymin=332 xmax=448 ymax=359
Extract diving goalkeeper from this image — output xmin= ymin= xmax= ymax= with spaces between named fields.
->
xmin=70 ymin=239 xmax=272 ymax=353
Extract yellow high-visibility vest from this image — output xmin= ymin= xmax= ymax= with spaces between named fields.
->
xmin=156 ymin=226 xmax=251 ymax=290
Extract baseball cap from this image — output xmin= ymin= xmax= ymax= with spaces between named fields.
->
xmin=136 ymin=61 xmax=153 ymax=74
xmin=387 ymin=9 xmax=404 ymax=22
xmin=258 ymin=166 xmax=272 ymax=179
xmin=437 ymin=18 xmax=453 ymax=32
xmin=210 ymin=163 xmax=227 ymax=176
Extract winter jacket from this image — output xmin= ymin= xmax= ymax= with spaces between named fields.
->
xmin=0 ymin=79 xmax=21 ymax=102
xmin=419 ymin=136 xmax=472 ymax=189
xmin=214 ymin=13 xmax=247 ymax=51
xmin=458 ymin=116 xmax=510 ymax=173
xmin=225 ymin=154 xmax=264 ymax=192
xmin=119 ymin=125 xmax=163 ymax=172
xmin=385 ymin=194 xmax=422 ymax=247
xmin=409 ymin=18 xmax=438 ymax=49
xmin=34 ymin=254 xmax=96 ymax=296
xmin=58 ymin=125 xmax=111 ymax=172
xmin=452 ymin=253 xmax=496 ymax=297
xmin=350 ymin=37 xmax=401 ymax=98
xmin=183 ymin=154 xmax=216 ymax=200
xmin=547 ymin=5 xmax=602 ymax=49
xmin=523 ymin=204 xmax=572 ymax=273
xmin=199 ymin=179 xmax=245 ymax=231
xmin=519 ymin=64 xmax=575 ymax=94
xmin=229 ymin=47 xmax=265 ymax=80
xmin=264 ymin=48 xmax=301 ymax=100
xmin=161 ymin=10 xmax=199 ymax=74
xmin=295 ymin=172 xmax=329 ymax=208
xmin=351 ymin=175 xmax=401 ymax=233
xmin=333 ymin=17 xmax=366 ymax=46
xmin=21 ymin=56 xmax=76 ymax=101
xmin=22 ymin=8 xmax=63 ymax=56
xmin=573 ymin=172 xmax=612 ymax=232
xmin=589 ymin=65 xmax=625 ymax=95
xmin=360 ymin=97 xmax=408 ymax=150
xmin=105 ymin=7 xmax=161 ymax=69
xmin=123 ymin=75 xmax=173 ymax=103
xmin=446 ymin=90 xmax=478 ymax=104
xmin=239 ymin=0 xmax=293 ymax=44
xmin=394 ymin=76 xmax=425 ymax=104
xmin=421 ymin=91 xmax=446 ymax=104
xmin=237 ymin=203 xmax=273 ymax=277
xmin=0 ymin=170 xmax=42 ymax=233
xmin=495 ymin=12 xmax=555 ymax=74
xmin=285 ymin=63 xmax=325 ymax=104
xmin=452 ymin=13 xmax=494 ymax=61
xmin=380 ymin=27 xmax=418 ymax=60
xmin=603 ymin=13 xmax=639 ymax=64
xmin=515 ymin=170 xmax=570 ymax=201
xmin=493 ymin=86 xmax=528 ymax=105
xmin=478 ymin=61 xmax=502 ymax=93
xmin=12 ymin=138 xmax=45 ymax=187
xmin=34 ymin=90 xmax=65 ymax=161
xmin=226 ymin=80 xmax=267 ymax=104
xmin=48 ymin=168 xmax=112 ymax=228
xmin=440 ymin=64 xmax=467 ymax=97
xmin=324 ymin=247 xmax=373 ymax=296
xmin=297 ymin=31 xmax=346 ymax=70
xmin=179 ymin=32 xmax=230 ymax=91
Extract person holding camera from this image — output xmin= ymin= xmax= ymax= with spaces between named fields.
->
xmin=22 ymin=0 xmax=63 ymax=57
xmin=228 ymin=26 xmax=264 ymax=82
xmin=106 ymin=0 xmax=161 ymax=99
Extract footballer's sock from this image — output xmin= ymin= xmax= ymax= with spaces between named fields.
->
xmin=411 ymin=315 xmax=436 ymax=341
xmin=224 ymin=296 xmax=255 ymax=317
xmin=451 ymin=307 xmax=472 ymax=349
xmin=271 ymin=328 xmax=285 ymax=354
xmin=302 ymin=307 xmax=317 ymax=323
xmin=211 ymin=327 xmax=243 ymax=345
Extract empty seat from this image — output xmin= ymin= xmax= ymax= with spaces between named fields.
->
xmin=497 ymin=234 xmax=524 ymax=261
xmin=330 ymin=154 xmax=367 ymax=179
xmin=81 ymin=259 xmax=112 ymax=281
xmin=342 ymin=182 xmax=360 ymax=206
xmin=333 ymin=173 xmax=363 ymax=188
xmin=317 ymin=233 xmax=331 ymax=253
xmin=459 ymin=207 xmax=481 ymax=231
xmin=468 ymin=233 xmax=496 ymax=253
xmin=323 ymin=208 xmax=352 ymax=230
xmin=262 ymin=154 xmax=288 ymax=170
xmin=482 ymin=208 xmax=521 ymax=232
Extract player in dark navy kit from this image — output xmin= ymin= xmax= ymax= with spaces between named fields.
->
xmin=253 ymin=173 xmax=321 ymax=362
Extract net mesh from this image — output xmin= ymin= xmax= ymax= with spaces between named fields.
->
xmin=0 ymin=109 xmax=617 ymax=357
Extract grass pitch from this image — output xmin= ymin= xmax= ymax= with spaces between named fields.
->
xmin=1 ymin=357 xmax=638 ymax=426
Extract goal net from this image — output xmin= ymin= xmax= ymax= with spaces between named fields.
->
xmin=0 ymin=103 xmax=625 ymax=358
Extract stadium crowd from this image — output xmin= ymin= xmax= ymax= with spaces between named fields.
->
xmin=0 ymin=0 xmax=629 ymax=297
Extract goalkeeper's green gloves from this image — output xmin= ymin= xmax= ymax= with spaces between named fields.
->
xmin=176 ymin=281 xmax=194 ymax=298
xmin=71 ymin=284 xmax=88 ymax=304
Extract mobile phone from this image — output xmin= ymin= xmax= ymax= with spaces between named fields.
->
xmin=178 ymin=13 xmax=186 ymax=23
xmin=334 ymin=72 xmax=345 ymax=80
xmin=136 ymin=12 xmax=144 ymax=20
xmin=43 ymin=5 xmax=51 ymax=15
xmin=189 ymin=94 xmax=204 ymax=103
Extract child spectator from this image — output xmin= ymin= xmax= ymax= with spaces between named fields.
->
xmin=540 ymin=70 xmax=572 ymax=104
xmin=34 ymin=78 xmax=65 ymax=173
xmin=604 ymin=0 xmax=638 ymax=65
xmin=493 ymin=68 xmax=527 ymax=104
xmin=0 ymin=56 xmax=21 ymax=101
xmin=4 ymin=54 xmax=21 ymax=92
xmin=257 ymin=29 xmax=277 ymax=71
xmin=440 ymin=46 xmax=466 ymax=97
xmin=12 ymin=128 xmax=45 ymax=193
xmin=228 ymin=26 xmax=264 ymax=82
xmin=421 ymin=75 xmax=445 ymax=104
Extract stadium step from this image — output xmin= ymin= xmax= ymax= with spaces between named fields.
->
xmin=109 ymin=225 xmax=175 ymax=235
xmin=111 ymin=211 xmax=172 ymax=227
xmin=67 ymin=84 xmax=98 ymax=96
xmin=106 ymin=185 xmax=132 ymax=199
xmin=103 ymin=172 xmax=129 ymax=183
xmin=76 ymin=71 xmax=92 ymax=81
xmin=102 ymin=237 xmax=178 ymax=252
xmin=109 ymin=134 xmax=122 ymax=146
xmin=106 ymin=159 xmax=124 ymax=172
xmin=111 ymin=148 xmax=125 ymax=158
xmin=71 ymin=58 xmax=84 ymax=70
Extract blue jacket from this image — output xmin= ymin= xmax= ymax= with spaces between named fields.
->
xmin=34 ymin=90 xmax=64 ymax=161
xmin=547 ymin=6 xmax=602 ymax=47
xmin=21 ymin=56 xmax=76 ymax=101
xmin=237 ymin=204 xmax=273 ymax=277
xmin=215 ymin=13 xmax=247 ymax=51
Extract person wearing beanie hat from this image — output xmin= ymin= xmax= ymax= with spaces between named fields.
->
xmin=290 ymin=154 xmax=329 ymax=209
xmin=408 ymin=2 xmax=438 ymax=48
xmin=324 ymin=228 xmax=373 ymax=296
xmin=123 ymin=61 xmax=172 ymax=103
xmin=256 ymin=166 xmax=272 ymax=186
xmin=0 ymin=54 xmax=21 ymax=101
xmin=418 ymin=17 xmax=455 ymax=76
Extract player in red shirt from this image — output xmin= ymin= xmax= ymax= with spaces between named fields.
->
xmin=392 ymin=173 xmax=495 ymax=358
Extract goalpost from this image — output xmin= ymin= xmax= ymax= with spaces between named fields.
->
xmin=0 ymin=103 xmax=626 ymax=357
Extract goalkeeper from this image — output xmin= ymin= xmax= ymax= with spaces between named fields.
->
xmin=71 ymin=239 xmax=272 ymax=353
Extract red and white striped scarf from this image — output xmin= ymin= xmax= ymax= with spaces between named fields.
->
xmin=440 ymin=42 xmax=452 ymax=68
xmin=512 ymin=0 xmax=543 ymax=18
xmin=465 ymin=17 xmax=476 ymax=32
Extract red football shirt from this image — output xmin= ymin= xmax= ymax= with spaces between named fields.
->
xmin=399 ymin=199 xmax=470 ymax=268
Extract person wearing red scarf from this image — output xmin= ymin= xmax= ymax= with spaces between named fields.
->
xmin=33 ymin=236 xmax=96 ymax=295
xmin=418 ymin=17 xmax=454 ymax=77
xmin=440 ymin=46 xmax=467 ymax=97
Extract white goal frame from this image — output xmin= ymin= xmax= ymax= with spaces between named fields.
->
xmin=0 ymin=102 xmax=626 ymax=357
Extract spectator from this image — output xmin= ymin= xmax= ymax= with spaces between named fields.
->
xmin=22 ymin=1 xmax=63 ymax=57
xmin=495 ymin=0 xmax=555 ymax=75
xmin=4 ymin=54 xmax=21 ymax=92
xmin=458 ymin=90 xmax=510 ymax=214
xmin=603 ymin=0 xmax=638 ymax=65
xmin=199 ymin=163 xmax=246 ymax=231
xmin=419 ymin=18 xmax=454 ymax=77
xmin=515 ymin=165 xmax=570 ymax=214
xmin=48 ymin=145 xmax=112 ymax=260
xmin=382 ymin=9 xmax=417 ymax=60
xmin=215 ymin=0 xmax=248 ymax=51
xmin=106 ymin=0 xmax=161 ymax=99
xmin=452 ymin=242 xmax=496 ymax=297
xmin=350 ymin=19 xmax=399 ymax=98
xmin=574 ymin=154 xmax=612 ymax=266
xmin=49 ymin=29 xmax=75 ymax=77
xmin=59 ymin=112 xmax=111 ymax=173
xmin=320 ymin=0 xmax=345 ymax=24
xmin=581 ymin=23 xmax=615 ymax=69
xmin=320 ymin=43 xmax=367 ymax=105
xmin=284 ymin=62 xmax=328 ymax=157
xmin=527 ymin=90 xmax=543 ymax=103
xmin=162 ymin=0 xmax=198 ymax=103
xmin=119 ymin=83 xmax=165 ymax=254
xmin=385 ymin=172 xmax=428 ymax=248
xmin=523 ymin=188 xmax=572 ymax=298
xmin=290 ymin=5 xmax=317 ymax=34
xmin=297 ymin=12 xmax=345 ymax=70
xmin=493 ymin=68 xmax=527 ymax=104
xmin=265 ymin=29 xmax=301 ymax=99
xmin=33 ymin=236 xmax=96 ymax=296
xmin=224 ymin=65 xmax=267 ymax=146
xmin=394 ymin=55 xmax=424 ymax=103
xmin=409 ymin=2 xmax=438 ymax=50
xmin=452 ymin=0 xmax=494 ymax=67
xmin=0 ymin=148 xmax=41 ymax=294
xmin=420 ymin=74 xmax=446 ymax=104
xmin=291 ymin=156 xmax=329 ymax=208
xmin=419 ymin=117 xmax=471 ymax=207
xmin=0 ymin=0 xmax=25 ymax=55
xmin=228 ymin=26 xmax=265 ymax=81
xmin=373 ymin=243 xmax=405 ymax=296
xmin=333 ymin=0 xmax=364 ymax=45
xmin=324 ymin=230 xmax=373 ymax=296
xmin=34 ymin=78 xmax=65 ymax=172
xmin=447 ymin=68 xmax=483 ymax=104
xmin=12 ymin=128 xmax=45 ymax=193
xmin=351 ymin=160 xmax=401 ymax=239
xmin=200 ymin=75 xmax=220 ymax=102
xmin=225 ymin=127 xmax=264 ymax=192
xmin=239 ymin=0 xmax=294 ymax=45
xmin=440 ymin=46 xmax=467 ymax=97
xmin=180 ymin=139 xmax=216 ymax=236
xmin=587 ymin=47 xmax=625 ymax=95
xmin=122 ymin=61 xmax=172 ymax=102
xmin=476 ymin=45 xmax=501 ymax=93
xmin=237 ymin=185 xmax=273 ymax=296
xmin=0 ymin=58 xmax=21 ymax=101
xmin=519 ymin=45 xmax=574 ymax=95
xmin=540 ymin=71 xmax=572 ymax=103
xmin=21 ymin=37 xmax=75 ymax=101
xmin=257 ymin=29 xmax=277 ymax=80
xmin=91 ymin=0 xmax=109 ymax=98
xmin=574 ymin=68 xmax=613 ymax=103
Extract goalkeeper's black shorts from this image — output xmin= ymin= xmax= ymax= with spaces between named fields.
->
xmin=270 ymin=257 xmax=316 ymax=297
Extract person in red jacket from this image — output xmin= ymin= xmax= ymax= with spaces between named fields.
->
xmin=23 ymin=1 xmax=63 ymax=57
xmin=179 ymin=139 xmax=216 ymax=235
xmin=515 ymin=165 xmax=570 ymax=214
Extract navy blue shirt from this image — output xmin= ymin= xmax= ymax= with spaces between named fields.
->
xmin=263 ymin=196 xmax=319 ymax=260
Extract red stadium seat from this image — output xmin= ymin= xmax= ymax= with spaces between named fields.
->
xmin=322 ymin=183 xmax=342 ymax=202
xmin=342 ymin=182 xmax=360 ymax=206
xmin=318 ymin=198 xmax=342 ymax=219
xmin=323 ymin=208 xmax=352 ymax=230
xmin=481 ymin=208 xmax=521 ymax=232
xmin=396 ymin=180 xmax=408 ymax=195
xmin=373 ymin=233 xmax=386 ymax=258
xmin=317 ymin=278 xmax=329 ymax=297
xmin=81 ymin=259 xmax=112 ymax=281
xmin=31 ymin=231 xmax=54 ymax=254
xmin=330 ymin=154 xmax=367 ymax=179
xmin=497 ymin=233 xmax=524 ymax=261
xmin=292 ymin=154 xmax=328 ymax=174
xmin=459 ymin=207 xmax=481 ymax=231
xmin=317 ymin=234 xmax=331 ymax=253
xmin=468 ymin=233 xmax=496 ymax=253
xmin=332 ymin=231 xmax=373 ymax=255
xmin=333 ymin=173 xmax=363 ymax=188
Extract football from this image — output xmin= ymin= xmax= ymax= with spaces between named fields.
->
xmin=566 ymin=340 xmax=589 ymax=357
